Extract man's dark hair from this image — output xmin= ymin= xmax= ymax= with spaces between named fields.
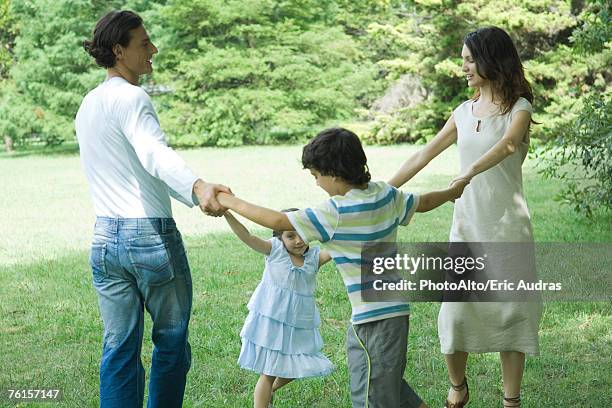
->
xmin=301 ymin=127 xmax=371 ymax=185
xmin=83 ymin=10 xmax=143 ymax=68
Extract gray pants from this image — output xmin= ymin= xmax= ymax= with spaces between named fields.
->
xmin=346 ymin=316 xmax=423 ymax=408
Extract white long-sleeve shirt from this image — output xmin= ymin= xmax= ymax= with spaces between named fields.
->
xmin=75 ymin=76 xmax=198 ymax=218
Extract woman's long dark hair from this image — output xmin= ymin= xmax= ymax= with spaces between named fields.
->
xmin=464 ymin=27 xmax=534 ymax=116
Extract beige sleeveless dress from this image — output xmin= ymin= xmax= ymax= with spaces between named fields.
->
xmin=438 ymin=97 xmax=542 ymax=356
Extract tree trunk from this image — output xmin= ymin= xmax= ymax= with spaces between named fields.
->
xmin=4 ymin=135 xmax=13 ymax=152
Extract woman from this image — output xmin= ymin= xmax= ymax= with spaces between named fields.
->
xmin=389 ymin=27 xmax=542 ymax=408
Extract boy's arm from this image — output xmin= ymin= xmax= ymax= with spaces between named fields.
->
xmin=319 ymin=250 xmax=333 ymax=268
xmin=217 ymin=192 xmax=294 ymax=231
xmin=223 ymin=212 xmax=272 ymax=255
xmin=416 ymin=179 xmax=469 ymax=212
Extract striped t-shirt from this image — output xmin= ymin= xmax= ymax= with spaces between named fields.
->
xmin=287 ymin=181 xmax=419 ymax=324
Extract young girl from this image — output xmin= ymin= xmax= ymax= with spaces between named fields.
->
xmin=224 ymin=209 xmax=334 ymax=408
xmin=389 ymin=27 xmax=541 ymax=408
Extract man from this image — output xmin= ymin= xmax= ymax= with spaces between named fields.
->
xmin=75 ymin=10 xmax=227 ymax=408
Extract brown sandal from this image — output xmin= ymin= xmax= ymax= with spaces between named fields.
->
xmin=503 ymin=395 xmax=521 ymax=407
xmin=444 ymin=377 xmax=469 ymax=408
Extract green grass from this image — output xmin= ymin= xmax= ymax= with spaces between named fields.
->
xmin=0 ymin=145 xmax=610 ymax=407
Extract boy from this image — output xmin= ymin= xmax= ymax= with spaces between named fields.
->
xmin=217 ymin=128 xmax=467 ymax=407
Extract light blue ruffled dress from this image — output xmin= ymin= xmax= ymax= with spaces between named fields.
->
xmin=238 ymin=238 xmax=334 ymax=378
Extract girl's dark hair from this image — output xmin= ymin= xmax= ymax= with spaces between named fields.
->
xmin=464 ymin=26 xmax=535 ymax=116
xmin=301 ymin=127 xmax=371 ymax=185
xmin=83 ymin=10 xmax=143 ymax=68
xmin=273 ymin=208 xmax=300 ymax=238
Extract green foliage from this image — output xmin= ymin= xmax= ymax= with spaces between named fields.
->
xmin=363 ymin=0 xmax=580 ymax=144
xmin=539 ymin=94 xmax=611 ymax=215
xmin=0 ymin=0 xmax=116 ymax=146
xmin=0 ymin=0 xmax=608 ymax=180
xmin=570 ymin=0 xmax=611 ymax=54
xmin=0 ymin=0 xmax=16 ymax=79
xmin=153 ymin=0 xmax=386 ymax=146
xmin=364 ymin=102 xmax=445 ymax=145
xmin=537 ymin=0 xmax=612 ymax=215
xmin=0 ymin=0 xmax=394 ymax=148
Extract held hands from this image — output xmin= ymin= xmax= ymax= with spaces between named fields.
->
xmin=448 ymin=175 xmax=471 ymax=201
xmin=193 ymin=179 xmax=233 ymax=216
xmin=450 ymin=173 xmax=473 ymax=187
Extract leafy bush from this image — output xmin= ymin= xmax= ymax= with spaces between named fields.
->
xmin=537 ymin=0 xmax=611 ymax=215
xmin=154 ymin=1 xmax=386 ymax=146
xmin=0 ymin=0 xmax=111 ymax=148
xmin=362 ymin=0 xmax=580 ymax=144
xmin=0 ymin=0 xmax=609 ymax=175
xmin=363 ymin=101 xmax=446 ymax=145
xmin=538 ymin=94 xmax=611 ymax=215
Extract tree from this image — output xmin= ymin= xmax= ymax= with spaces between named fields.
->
xmin=0 ymin=1 xmax=123 ymax=148
xmin=538 ymin=0 xmax=611 ymax=215
xmin=0 ymin=0 xmax=400 ymax=148
xmin=361 ymin=0 xmax=579 ymax=144
xmin=0 ymin=0 xmax=15 ymax=79
xmin=0 ymin=0 xmax=16 ymax=151
xmin=150 ymin=0 xmax=388 ymax=146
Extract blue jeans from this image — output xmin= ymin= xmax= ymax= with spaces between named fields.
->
xmin=89 ymin=217 xmax=192 ymax=408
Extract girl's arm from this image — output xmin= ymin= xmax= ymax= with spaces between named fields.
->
xmin=454 ymin=111 xmax=531 ymax=183
xmin=224 ymin=212 xmax=272 ymax=255
xmin=388 ymin=115 xmax=457 ymax=188
xmin=416 ymin=178 xmax=469 ymax=212
xmin=319 ymin=250 xmax=333 ymax=268
xmin=217 ymin=192 xmax=294 ymax=232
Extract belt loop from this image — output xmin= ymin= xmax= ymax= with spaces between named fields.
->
xmin=112 ymin=218 xmax=118 ymax=234
xmin=162 ymin=218 xmax=167 ymax=234
xmin=137 ymin=218 xmax=142 ymax=235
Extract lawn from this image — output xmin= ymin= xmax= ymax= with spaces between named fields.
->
xmin=0 ymin=145 xmax=610 ymax=407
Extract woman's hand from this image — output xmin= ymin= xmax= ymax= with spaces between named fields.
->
xmin=449 ymin=174 xmax=473 ymax=187
xmin=449 ymin=177 xmax=471 ymax=202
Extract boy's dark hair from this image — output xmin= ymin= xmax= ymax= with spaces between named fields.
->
xmin=273 ymin=208 xmax=299 ymax=238
xmin=83 ymin=10 xmax=143 ymax=68
xmin=301 ymin=127 xmax=371 ymax=185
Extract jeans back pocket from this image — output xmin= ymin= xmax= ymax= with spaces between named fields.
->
xmin=126 ymin=238 xmax=175 ymax=286
xmin=89 ymin=243 xmax=108 ymax=283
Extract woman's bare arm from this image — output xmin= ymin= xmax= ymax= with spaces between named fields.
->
xmin=388 ymin=115 xmax=457 ymax=188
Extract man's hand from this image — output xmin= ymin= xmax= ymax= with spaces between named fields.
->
xmin=193 ymin=179 xmax=232 ymax=216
